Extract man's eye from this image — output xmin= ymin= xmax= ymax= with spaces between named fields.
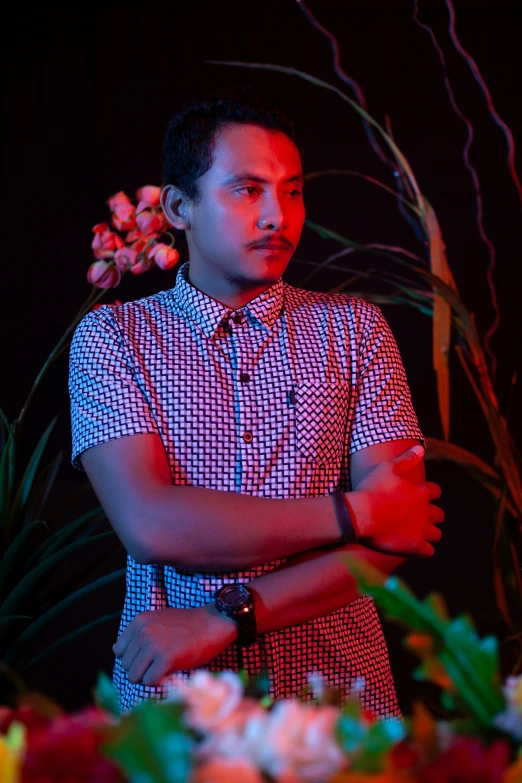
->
xmin=238 ymin=187 xmax=259 ymax=196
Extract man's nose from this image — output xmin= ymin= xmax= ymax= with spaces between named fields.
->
xmin=257 ymin=198 xmax=286 ymax=230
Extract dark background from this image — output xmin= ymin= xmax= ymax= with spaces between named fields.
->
xmin=2 ymin=0 xmax=521 ymax=712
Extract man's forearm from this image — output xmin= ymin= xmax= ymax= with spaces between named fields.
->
xmin=139 ymin=486 xmax=361 ymax=570
xmin=246 ymin=544 xmax=404 ymax=634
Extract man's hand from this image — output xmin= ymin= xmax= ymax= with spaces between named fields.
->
xmin=348 ymin=445 xmax=444 ymax=558
xmin=113 ymin=604 xmax=237 ymax=686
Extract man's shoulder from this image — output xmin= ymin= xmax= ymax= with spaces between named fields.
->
xmin=80 ymin=287 xmax=176 ymax=329
xmin=283 ymin=281 xmax=381 ymax=323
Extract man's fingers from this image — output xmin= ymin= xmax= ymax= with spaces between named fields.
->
xmin=428 ymin=505 xmax=445 ymax=524
xmin=128 ymin=649 xmax=155 ymax=685
xmin=415 ymin=540 xmax=435 ymax=558
xmin=426 ymin=524 xmax=443 ymax=543
xmin=391 ymin=444 xmax=425 ymax=475
xmin=120 ymin=641 xmax=143 ymax=674
xmin=142 ymin=658 xmax=168 ymax=687
xmin=113 ymin=618 xmax=139 ymax=657
xmin=426 ymin=482 xmax=442 ymax=501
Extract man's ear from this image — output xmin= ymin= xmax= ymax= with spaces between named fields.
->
xmin=160 ymin=184 xmax=190 ymax=230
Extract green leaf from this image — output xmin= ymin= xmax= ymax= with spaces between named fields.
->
xmin=423 ymin=592 xmax=449 ymax=622
xmin=0 ymin=433 xmax=14 ymax=535
xmin=353 ymin=719 xmax=406 ymax=773
xmin=0 ymin=407 xmax=13 ymax=466
xmin=20 ymin=610 xmax=122 ymax=671
xmin=10 ymin=417 xmax=58 ymax=522
xmin=35 ymin=536 xmax=122 ymax=611
xmin=441 ymin=691 xmax=456 ymax=711
xmin=0 ymin=520 xmax=49 ymax=597
xmin=21 ymin=450 xmax=63 ymax=525
xmin=336 ymin=698 xmax=368 ymax=754
xmin=102 ymin=699 xmax=193 ymax=783
xmin=23 ymin=506 xmax=105 ymax=574
xmin=0 ymin=531 xmax=115 ymax=618
xmin=344 ymin=557 xmax=445 ymax=636
xmin=94 ymin=671 xmax=121 ymax=717
xmin=345 ymin=555 xmax=506 ymax=728
xmin=3 ymin=568 xmax=125 ymax=664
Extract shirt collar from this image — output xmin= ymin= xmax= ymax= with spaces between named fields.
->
xmin=172 ymin=261 xmax=284 ymax=339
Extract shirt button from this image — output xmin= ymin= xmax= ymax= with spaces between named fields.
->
xmin=240 ymin=373 xmax=250 ymax=383
xmin=233 ymin=313 xmax=243 ymax=324
xmin=243 ymin=431 xmax=253 ymax=443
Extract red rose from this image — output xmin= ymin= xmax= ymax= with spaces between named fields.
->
xmin=0 ymin=705 xmax=53 ymax=737
xmin=20 ymin=706 xmax=123 ymax=783
xmin=418 ymin=737 xmax=512 ymax=783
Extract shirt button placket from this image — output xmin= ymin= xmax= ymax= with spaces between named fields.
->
xmin=233 ymin=312 xmax=254 ymax=491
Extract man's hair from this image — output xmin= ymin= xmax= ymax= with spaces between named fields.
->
xmin=161 ymin=86 xmax=305 ymax=247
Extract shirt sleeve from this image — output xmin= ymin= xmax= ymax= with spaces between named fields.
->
xmin=348 ymin=302 xmax=425 ymax=454
xmin=68 ymin=307 xmax=160 ymax=471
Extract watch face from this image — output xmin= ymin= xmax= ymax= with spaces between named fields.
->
xmin=219 ymin=584 xmax=250 ymax=608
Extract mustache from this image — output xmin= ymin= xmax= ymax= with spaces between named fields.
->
xmin=250 ymin=236 xmax=292 ymax=249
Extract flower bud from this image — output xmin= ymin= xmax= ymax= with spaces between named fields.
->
xmin=107 ymin=191 xmax=132 ymax=212
xmin=136 ymin=209 xmax=165 ymax=237
xmin=114 ymin=245 xmax=138 ymax=272
xmin=87 ymin=260 xmax=121 ymax=289
xmin=149 ymin=243 xmax=180 ymax=270
xmin=135 ymin=185 xmax=161 ymax=206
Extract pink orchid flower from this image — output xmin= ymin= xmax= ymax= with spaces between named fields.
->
xmin=91 ymin=223 xmax=124 ymax=259
xmin=107 ymin=190 xmax=132 ymax=212
xmin=149 ymin=243 xmax=180 ymax=270
xmin=125 ymin=227 xmax=143 ymax=243
xmin=114 ymin=245 xmax=139 ymax=272
xmin=130 ymin=256 xmax=154 ymax=275
xmin=135 ymin=185 xmax=161 ymax=206
xmin=111 ymin=201 xmax=136 ymax=232
xmin=87 ymin=260 xmax=121 ymax=289
xmin=136 ymin=208 xmax=166 ymax=237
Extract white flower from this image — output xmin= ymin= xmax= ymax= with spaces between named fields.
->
xmin=307 ymin=672 xmax=325 ymax=701
xmin=504 ymin=674 xmax=522 ymax=712
xmin=167 ymin=671 xmax=244 ymax=733
xmin=493 ymin=674 xmax=522 ymax=742
xmin=191 ymin=757 xmax=265 ymax=783
xmin=252 ymin=699 xmax=345 ymax=782
xmin=196 ymin=699 xmax=268 ymax=763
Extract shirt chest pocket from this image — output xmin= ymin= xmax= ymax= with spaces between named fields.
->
xmin=295 ymin=381 xmax=350 ymax=466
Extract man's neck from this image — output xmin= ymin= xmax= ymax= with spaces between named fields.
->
xmin=187 ymin=267 xmax=277 ymax=310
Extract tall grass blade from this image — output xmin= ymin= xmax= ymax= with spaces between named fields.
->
xmin=8 ymin=417 xmax=59 ymax=539
xmin=424 ymin=200 xmax=456 ymax=441
xmin=3 ymin=569 xmax=125 ymax=665
xmin=0 ymin=520 xmax=49 ymax=597
xmin=0 ymin=531 xmax=115 ymax=618
xmin=20 ymin=611 xmax=122 ymax=671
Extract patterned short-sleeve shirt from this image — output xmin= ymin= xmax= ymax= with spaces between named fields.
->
xmin=69 ymin=261 xmax=424 ymax=715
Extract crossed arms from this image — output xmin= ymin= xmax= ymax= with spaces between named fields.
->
xmin=82 ymin=433 xmax=442 ymax=634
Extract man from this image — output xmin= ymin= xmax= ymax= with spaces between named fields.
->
xmin=69 ymin=88 xmax=443 ymax=716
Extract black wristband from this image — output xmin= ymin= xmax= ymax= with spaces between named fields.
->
xmin=332 ymin=492 xmax=358 ymax=545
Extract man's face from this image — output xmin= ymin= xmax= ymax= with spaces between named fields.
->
xmin=183 ymin=122 xmax=306 ymax=289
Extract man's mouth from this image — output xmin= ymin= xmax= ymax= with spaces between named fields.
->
xmin=253 ymin=241 xmax=291 ymax=251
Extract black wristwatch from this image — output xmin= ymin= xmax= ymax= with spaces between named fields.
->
xmin=214 ymin=584 xmax=257 ymax=647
